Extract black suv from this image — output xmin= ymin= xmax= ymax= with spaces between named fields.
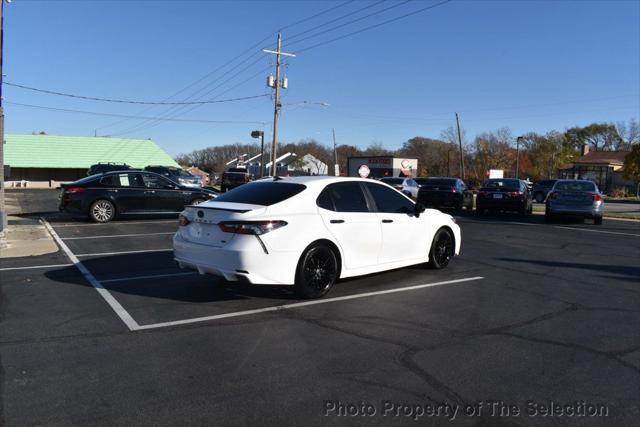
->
xmin=87 ymin=163 xmax=133 ymax=176
xmin=144 ymin=165 xmax=202 ymax=187
xmin=415 ymin=177 xmax=474 ymax=211
xmin=532 ymin=179 xmax=558 ymax=203
xmin=59 ymin=171 xmax=217 ymax=222
xmin=221 ymin=167 xmax=251 ymax=192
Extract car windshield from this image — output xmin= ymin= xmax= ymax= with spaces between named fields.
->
xmin=213 ymin=182 xmax=306 ymax=206
xmin=554 ymin=181 xmax=596 ymax=192
xmin=423 ymin=178 xmax=457 ymax=186
xmin=483 ymin=179 xmax=520 ymax=190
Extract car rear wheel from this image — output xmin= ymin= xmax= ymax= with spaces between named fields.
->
xmin=295 ymin=244 xmax=338 ymax=299
xmin=89 ymin=199 xmax=115 ymax=223
xmin=428 ymin=228 xmax=454 ymax=269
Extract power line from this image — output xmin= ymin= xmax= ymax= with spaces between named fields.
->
xmin=285 ymin=0 xmax=411 ymax=49
xmin=296 ymin=0 xmax=453 ymax=53
xmin=5 ymin=101 xmax=266 ymax=125
xmin=284 ymin=0 xmax=386 ymax=44
xmin=3 ymin=81 xmax=268 ymax=105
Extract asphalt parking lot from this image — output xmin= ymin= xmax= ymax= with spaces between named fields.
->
xmin=1 ymin=213 xmax=639 ymax=425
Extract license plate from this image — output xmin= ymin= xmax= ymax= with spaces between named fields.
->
xmin=493 ymin=193 xmax=503 ymax=199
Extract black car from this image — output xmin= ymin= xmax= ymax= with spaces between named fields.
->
xmin=59 ymin=171 xmax=217 ymax=222
xmin=532 ymin=179 xmax=558 ymax=203
xmin=476 ymin=178 xmax=533 ymax=216
xmin=416 ymin=177 xmax=474 ymax=211
xmin=87 ymin=162 xmax=133 ymax=176
xmin=221 ymin=167 xmax=251 ymax=192
xmin=144 ymin=165 xmax=202 ymax=188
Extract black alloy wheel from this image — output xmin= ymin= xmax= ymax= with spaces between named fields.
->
xmin=295 ymin=244 xmax=338 ymax=299
xmin=428 ymin=228 xmax=454 ymax=269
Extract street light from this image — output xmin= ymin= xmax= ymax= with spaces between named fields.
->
xmin=251 ymin=130 xmax=265 ymax=178
xmin=516 ymin=136 xmax=524 ymax=179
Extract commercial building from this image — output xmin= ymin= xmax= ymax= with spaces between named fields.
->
xmin=347 ymin=156 xmax=418 ymax=178
xmin=4 ymin=134 xmax=179 ymax=188
xmin=559 ymin=145 xmax=632 ymax=194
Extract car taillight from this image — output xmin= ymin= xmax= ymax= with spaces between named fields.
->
xmin=548 ymin=192 xmax=560 ymax=200
xmin=218 ymin=220 xmax=287 ymax=235
xmin=178 ymin=215 xmax=191 ymax=227
xmin=508 ymin=191 xmax=523 ymax=197
xmin=65 ymin=187 xmax=86 ymax=194
xmin=592 ymin=193 xmax=602 ymax=202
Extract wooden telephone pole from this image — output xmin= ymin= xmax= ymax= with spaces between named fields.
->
xmin=455 ymin=113 xmax=465 ymax=180
xmin=263 ymin=33 xmax=295 ymax=177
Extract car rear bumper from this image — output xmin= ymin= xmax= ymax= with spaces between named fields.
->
xmin=173 ymin=233 xmax=298 ymax=285
xmin=547 ymin=204 xmax=603 ymax=217
xmin=476 ymin=199 xmax=525 ymax=211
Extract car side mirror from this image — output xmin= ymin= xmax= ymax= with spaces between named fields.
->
xmin=414 ymin=202 xmax=426 ymax=217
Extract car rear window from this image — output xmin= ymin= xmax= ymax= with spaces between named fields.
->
xmin=554 ymin=181 xmax=596 ymax=192
xmin=381 ymin=178 xmax=403 ymax=185
xmin=214 ymin=182 xmax=306 ymax=206
xmin=483 ymin=179 xmax=520 ymax=189
xmin=423 ymin=178 xmax=457 ymax=186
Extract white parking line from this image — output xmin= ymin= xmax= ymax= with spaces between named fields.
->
xmin=134 ymin=276 xmax=484 ymax=331
xmin=75 ymin=248 xmax=173 ymax=257
xmin=554 ymin=226 xmax=640 ymax=237
xmin=101 ymin=272 xmax=197 ymax=283
xmin=41 ymin=218 xmax=141 ymax=331
xmin=62 ymin=232 xmax=174 ymax=240
xmin=0 ymin=263 xmax=73 ymax=272
xmin=51 ymin=220 xmax=177 ymax=228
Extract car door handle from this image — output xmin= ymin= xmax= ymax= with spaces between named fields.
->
xmin=145 ymin=190 xmax=155 ymax=194
xmin=382 ymin=219 xmax=393 ymax=223
xmin=108 ymin=189 xmax=118 ymax=193
xmin=330 ymin=219 xmax=345 ymax=224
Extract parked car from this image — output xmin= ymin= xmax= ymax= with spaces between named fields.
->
xmin=416 ymin=177 xmax=474 ymax=212
xmin=87 ymin=162 xmax=133 ymax=176
xmin=144 ymin=165 xmax=202 ymax=188
xmin=545 ymin=179 xmax=604 ymax=225
xmin=532 ymin=179 xmax=558 ymax=203
xmin=379 ymin=177 xmax=419 ymax=199
xmin=221 ymin=167 xmax=251 ymax=192
xmin=476 ymin=178 xmax=533 ymax=216
xmin=59 ymin=171 xmax=217 ymax=222
xmin=173 ymin=176 xmax=461 ymax=298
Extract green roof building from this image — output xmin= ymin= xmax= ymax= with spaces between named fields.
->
xmin=5 ymin=134 xmax=179 ymax=187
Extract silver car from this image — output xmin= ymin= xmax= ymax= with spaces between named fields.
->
xmin=545 ymin=179 xmax=604 ymax=225
xmin=379 ymin=177 xmax=419 ymax=199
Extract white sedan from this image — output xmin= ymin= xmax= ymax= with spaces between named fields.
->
xmin=173 ymin=176 xmax=461 ymax=298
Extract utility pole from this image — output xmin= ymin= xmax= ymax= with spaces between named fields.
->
xmin=447 ymin=150 xmax=451 ymax=176
xmin=332 ymin=128 xmax=339 ymax=176
xmin=263 ymin=32 xmax=295 ymax=177
xmin=0 ymin=0 xmax=7 ymax=236
xmin=516 ymin=136 xmax=523 ymax=179
xmin=455 ymin=113 xmax=465 ymax=180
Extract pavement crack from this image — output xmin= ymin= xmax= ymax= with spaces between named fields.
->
xmin=497 ymin=332 xmax=640 ymax=376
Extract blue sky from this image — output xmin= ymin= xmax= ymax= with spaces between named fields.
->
xmin=4 ymin=0 xmax=640 ymax=156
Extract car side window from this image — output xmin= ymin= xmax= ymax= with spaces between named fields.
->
xmin=316 ymin=188 xmax=335 ymax=211
xmin=100 ymin=175 xmax=114 ymax=186
xmin=108 ymin=173 xmax=141 ymax=188
xmin=143 ymin=174 xmax=172 ymax=189
xmin=365 ymin=183 xmax=414 ymax=214
xmin=326 ymin=182 xmax=370 ymax=213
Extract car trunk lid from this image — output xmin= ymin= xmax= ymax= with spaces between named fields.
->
xmin=178 ymin=201 xmax=267 ymax=247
